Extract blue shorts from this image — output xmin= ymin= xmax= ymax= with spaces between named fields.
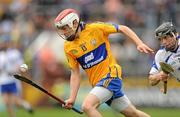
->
xmin=96 ymin=77 xmax=124 ymax=100
xmin=1 ymin=82 xmax=18 ymax=94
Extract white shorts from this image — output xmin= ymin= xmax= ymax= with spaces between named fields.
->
xmin=89 ymin=86 xmax=131 ymax=112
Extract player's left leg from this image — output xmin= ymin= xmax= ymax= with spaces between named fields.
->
xmin=109 ymin=95 xmax=150 ymax=117
xmin=120 ymin=103 xmax=150 ymax=117
xmin=101 ymin=76 xmax=151 ymax=117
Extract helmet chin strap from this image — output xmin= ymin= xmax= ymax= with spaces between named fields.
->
xmin=67 ymin=34 xmax=76 ymax=41
xmin=66 ymin=20 xmax=81 ymax=41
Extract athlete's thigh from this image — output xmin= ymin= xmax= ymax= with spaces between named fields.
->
xmin=83 ymin=86 xmax=113 ymax=107
xmin=110 ymin=95 xmax=131 ymax=112
xmin=1 ymin=92 xmax=15 ymax=104
xmin=120 ymin=103 xmax=138 ymax=115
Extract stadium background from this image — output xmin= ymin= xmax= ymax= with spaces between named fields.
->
xmin=0 ymin=0 xmax=180 ymax=117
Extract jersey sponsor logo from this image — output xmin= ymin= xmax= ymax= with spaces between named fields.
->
xmin=77 ymin=43 xmax=107 ymax=69
xmin=85 ymin=52 xmax=94 ymax=63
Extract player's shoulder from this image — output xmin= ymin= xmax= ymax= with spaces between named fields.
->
xmin=156 ymin=46 xmax=166 ymax=55
xmin=88 ymin=21 xmax=105 ymax=25
xmin=64 ymin=41 xmax=72 ymax=51
xmin=155 ymin=46 xmax=174 ymax=60
xmin=87 ymin=21 xmax=112 ymax=28
xmin=64 ymin=40 xmax=79 ymax=54
xmin=154 ymin=47 xmax=166 ymax=59
xmin=64 ymin=40 xmax=74 ymax=47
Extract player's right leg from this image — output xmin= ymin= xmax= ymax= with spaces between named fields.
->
xmin=2 ymin=93 xmax=16 ymax=117
xmin=1 ymin=83 xmax=17 ymax=117
xmin=82 ymin=86 xmax=113 ymax=117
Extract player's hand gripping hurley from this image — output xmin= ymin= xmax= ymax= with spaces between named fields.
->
xmin=13 ymin=74 xmax=83 ymax=114
xmin=159 ymin=62 xmax=175 ymax=94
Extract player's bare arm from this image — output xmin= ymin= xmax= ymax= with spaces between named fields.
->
xmin=118 ymin=25 xmax=154 ymax=54
xmin=64 ymin=66 xmax=81 ymax=109
xmin=149 ymin=71 xmax=169 ymax=86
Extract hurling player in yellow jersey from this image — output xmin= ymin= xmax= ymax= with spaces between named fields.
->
xmin=54 ymin=9 xmax=154 ymax=117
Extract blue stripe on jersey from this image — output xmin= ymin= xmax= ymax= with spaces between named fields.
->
xmin=152 ymin=60 xmax=158 ymax=70
xmin=77 ymin=43 xmax=107 ymax=69
xmin=165 ymin=53 xmax=173 ymax=62
xmin=111 ymin=23 xmax=119 ymax=32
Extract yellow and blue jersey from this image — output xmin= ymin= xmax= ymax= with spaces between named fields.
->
xmin=64 ymin=22 xmax=122 ymax=86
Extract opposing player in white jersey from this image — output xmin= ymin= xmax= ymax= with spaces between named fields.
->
xmin=149 ymin=22 xmax=180 ymax=86
xmin=0 ymin=39 xmax=33 ymax=117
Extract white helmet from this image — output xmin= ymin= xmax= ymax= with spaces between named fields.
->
xmin=54 ymin=8 xmax=80 ymax=41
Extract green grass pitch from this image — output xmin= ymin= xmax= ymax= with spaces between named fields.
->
xmin=0 ymin=107 xmax=180 ymax=117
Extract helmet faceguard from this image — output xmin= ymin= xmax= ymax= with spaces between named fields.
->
xmin=54 ymin=9 xmax=80 ymax=41
xmin=155 ymin=22 xmax=176 ymax=40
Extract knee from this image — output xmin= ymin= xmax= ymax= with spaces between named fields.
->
xmin=4 ymin=100 xmax=12 ymax=107
xmin=2 ymin=98 xmax=10 ymax=106
xmin=81 ymin=102 xmax=94 ymax=112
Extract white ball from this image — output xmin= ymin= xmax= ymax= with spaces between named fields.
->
xmin=20 ymin=64 xmax=28 ymax=72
